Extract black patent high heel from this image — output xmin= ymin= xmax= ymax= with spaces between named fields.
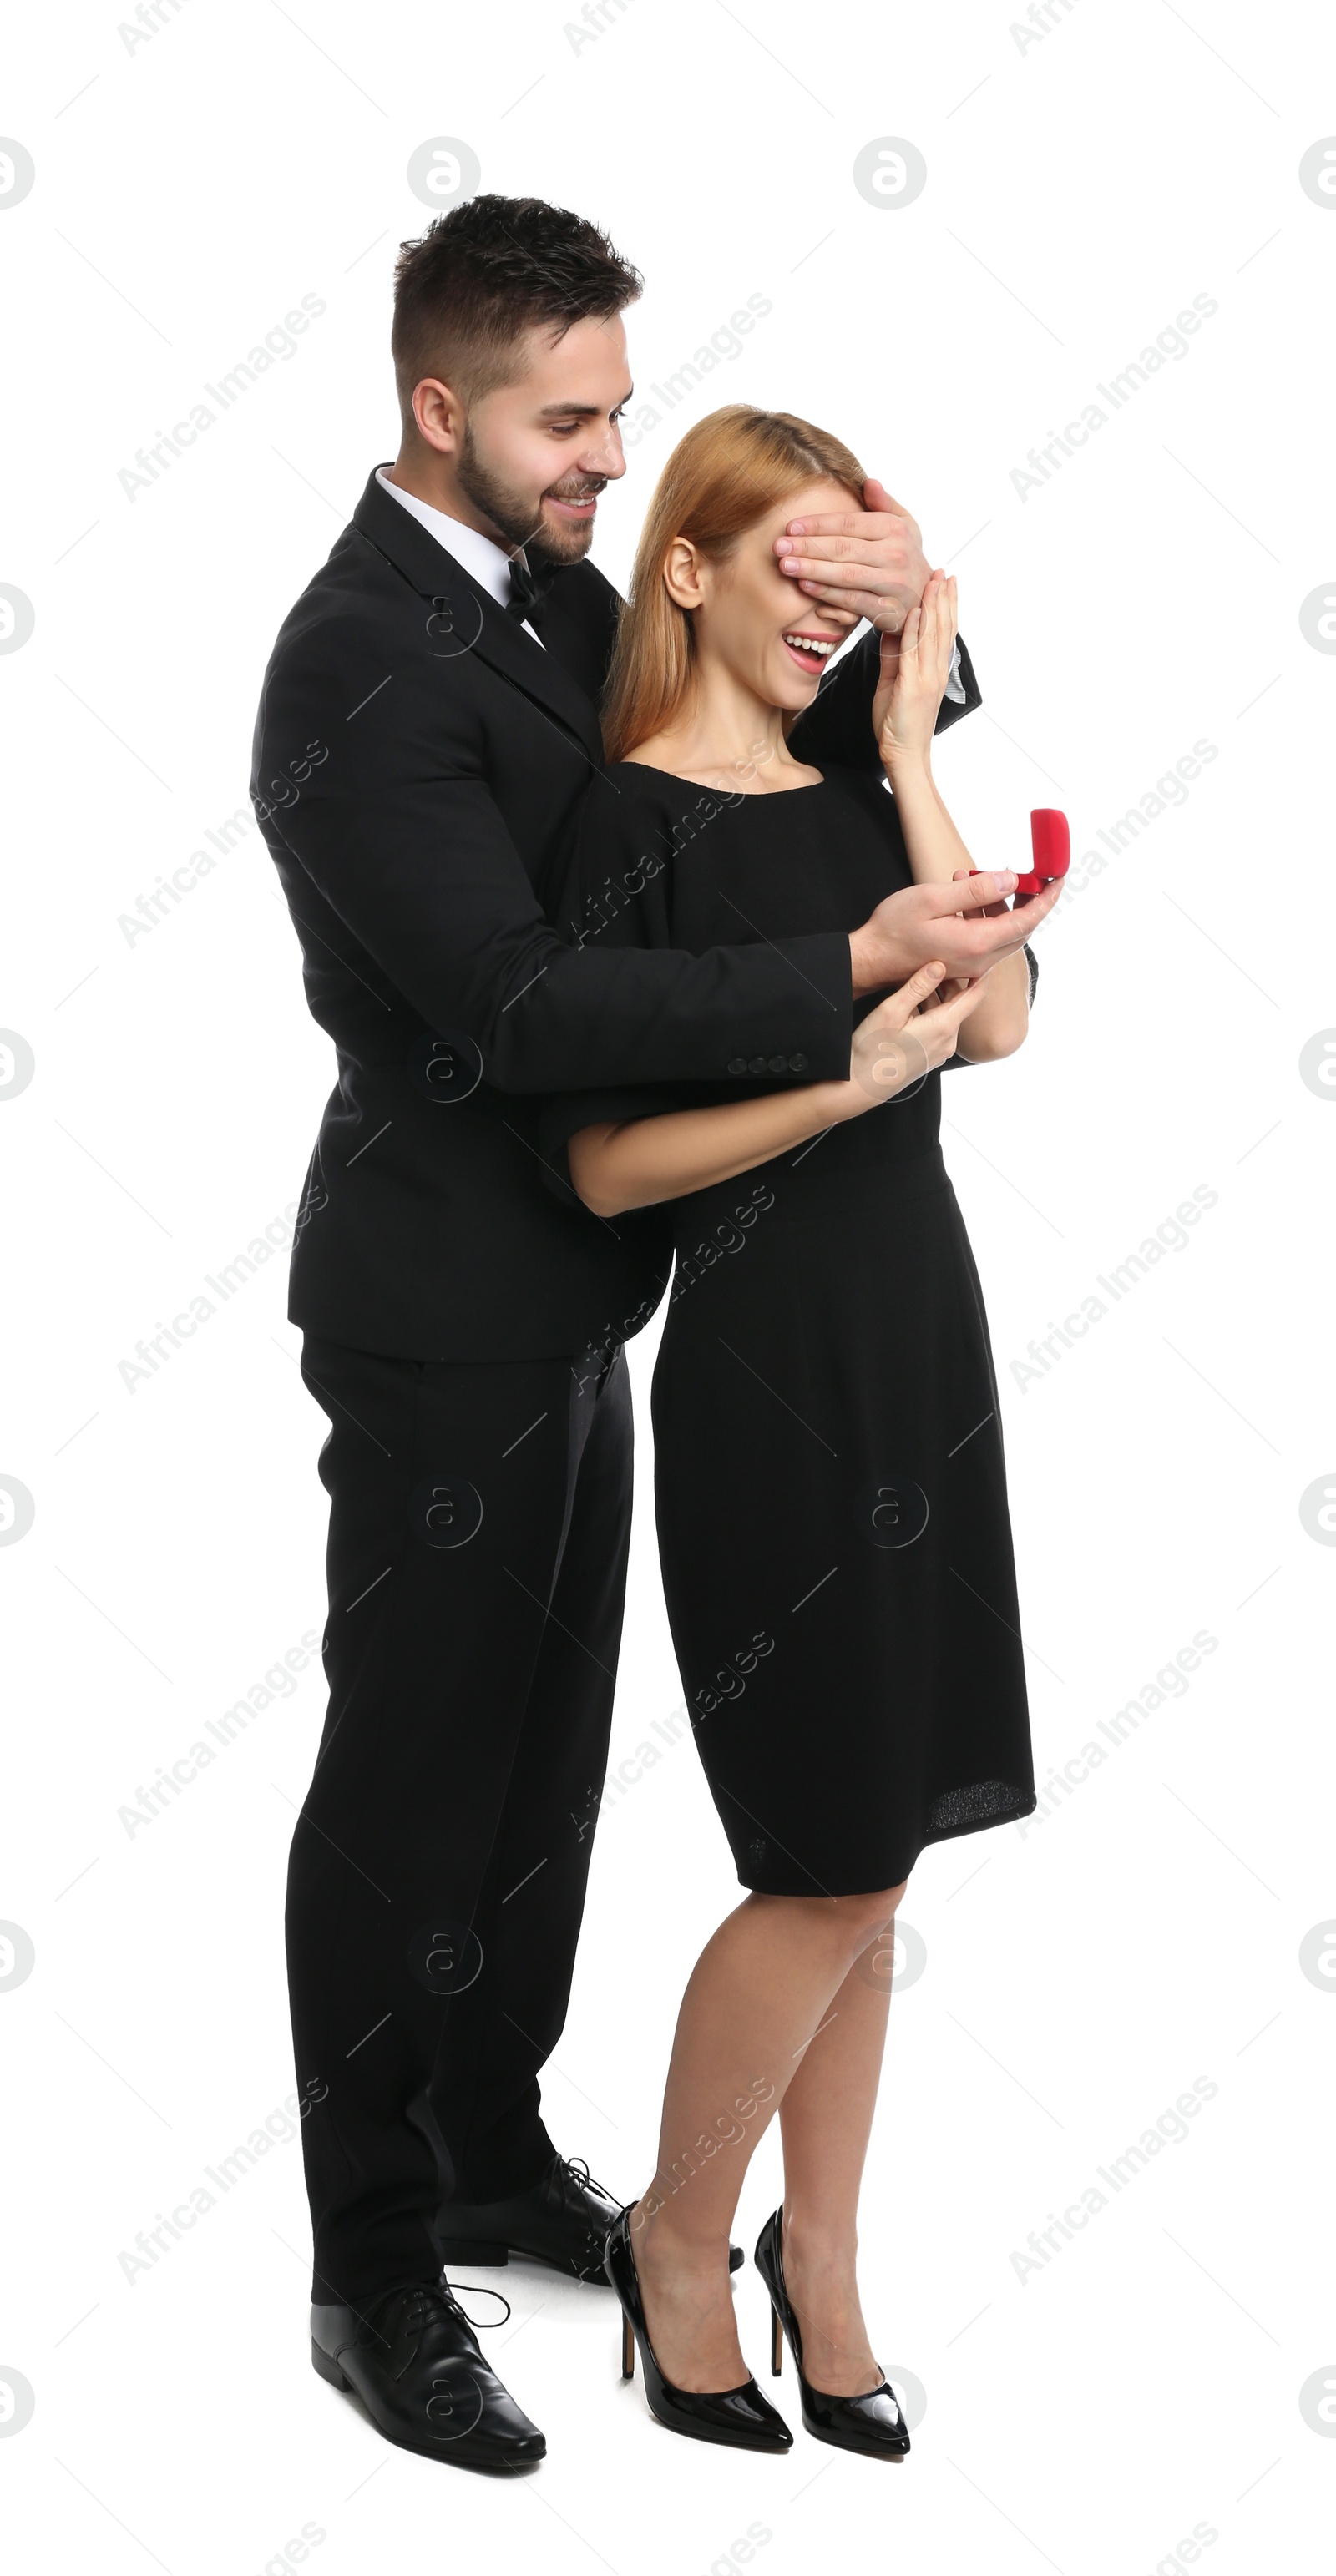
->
xmin=605 ymin=2208 xmax=792 ymax=2452
xmin=755 ymin=2207 xmax=910 ymax=2461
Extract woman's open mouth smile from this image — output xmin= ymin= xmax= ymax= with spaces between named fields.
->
xmin=781 ymin=629 xmax=839 ymax=675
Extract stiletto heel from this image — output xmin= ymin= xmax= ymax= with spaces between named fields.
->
xmin=770 ymin=2301 xmax=783 ymax=2377
xmin=605 ymin=2208 xmax=792 ymax=2452
xmin=754 ymin=2208 xmax=910 ymax=2462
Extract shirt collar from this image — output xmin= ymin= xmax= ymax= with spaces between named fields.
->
xmin=374 ymin=467 xmax=524 ymax=611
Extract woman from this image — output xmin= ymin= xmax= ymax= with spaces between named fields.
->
xmin=539 ymin=406 xmax=1060 ymax=2458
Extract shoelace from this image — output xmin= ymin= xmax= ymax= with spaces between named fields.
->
xmin=398 ymin=2280 xmax=513 ymax=2343
xmin=559 ymin=2152 xmax=618 ymax=2208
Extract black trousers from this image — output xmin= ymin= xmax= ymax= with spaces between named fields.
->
xmin=288 ymin=1331 xmax=633 ymax=2306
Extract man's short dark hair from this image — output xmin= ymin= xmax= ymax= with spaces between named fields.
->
xmin=392 ymin=194 xmax=643 ymax=423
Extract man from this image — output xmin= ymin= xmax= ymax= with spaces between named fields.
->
xmin=251 ymin=192 xmax=1035 ymax=2471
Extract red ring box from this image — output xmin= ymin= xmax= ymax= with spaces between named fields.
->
xmin=968 ymin=809 xmax=1069 ymax=903
xmin=1030 ymin=809 xmax=1070 ymax=879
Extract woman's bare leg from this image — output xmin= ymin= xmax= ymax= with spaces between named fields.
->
xmin=776 ymin=1895 xmax=905 ymax=2396
xmin=627 ymin=1881 xmax=905 ymax=2392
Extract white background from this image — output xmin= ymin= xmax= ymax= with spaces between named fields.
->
xmin=2 ymin=3 xmax=1333 ymax=2571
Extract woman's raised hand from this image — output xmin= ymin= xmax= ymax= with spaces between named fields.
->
xmin=874 ymin=571 xmax=959 ymax=770
xmin=839 ymin=959 xmax=989 ymax=1113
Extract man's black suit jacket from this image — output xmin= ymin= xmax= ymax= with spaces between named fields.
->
xmin=250 ymin=469 xmax=981 ymax=1361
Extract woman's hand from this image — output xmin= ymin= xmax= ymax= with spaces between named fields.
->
xmin=873 ymin=570 xmax=958 ymax=769
xmin=832 ymin=958 xmax=990 ymax=1117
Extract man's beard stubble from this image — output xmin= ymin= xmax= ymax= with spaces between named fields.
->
xmin=457 ymin=420 xmax=602 ymax=569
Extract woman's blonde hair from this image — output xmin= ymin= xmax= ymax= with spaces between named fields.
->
xmin=600 ymin=403 xmax=867 ymax=764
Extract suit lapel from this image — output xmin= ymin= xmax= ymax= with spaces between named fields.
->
xmin=350 ymin=469 xmax=605 ymax=770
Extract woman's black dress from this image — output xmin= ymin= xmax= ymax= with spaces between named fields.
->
xmin=540 ymin=760 xmax=1038 ymax=1897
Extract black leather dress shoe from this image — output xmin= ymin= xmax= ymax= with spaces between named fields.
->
xmin=754 ymin=2208 xmax=910 ymax=2461
xmin=310 ymin=2280 xmax=545 ymax=2471
xmin=438 ymin=2150 xmax=744 ymax=2281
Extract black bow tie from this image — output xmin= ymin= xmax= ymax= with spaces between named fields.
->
xmin=505 ymin=553 xmax=555 ymax=624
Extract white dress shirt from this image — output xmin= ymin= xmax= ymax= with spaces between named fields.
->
xmin=376 ymin=467 xmax=544 ymax=647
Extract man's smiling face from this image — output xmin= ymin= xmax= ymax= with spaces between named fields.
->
xmin=453 ymin=311 xmax=634 ymax=566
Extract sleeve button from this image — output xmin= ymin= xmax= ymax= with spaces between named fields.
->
xmin=749 ymin=1055 xmax=768 ymax=1074
xmin=787 ymin=1053 xmax=808 ymax=1073
xmin=726 ymin=1056 xmax=748 ymax=1075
